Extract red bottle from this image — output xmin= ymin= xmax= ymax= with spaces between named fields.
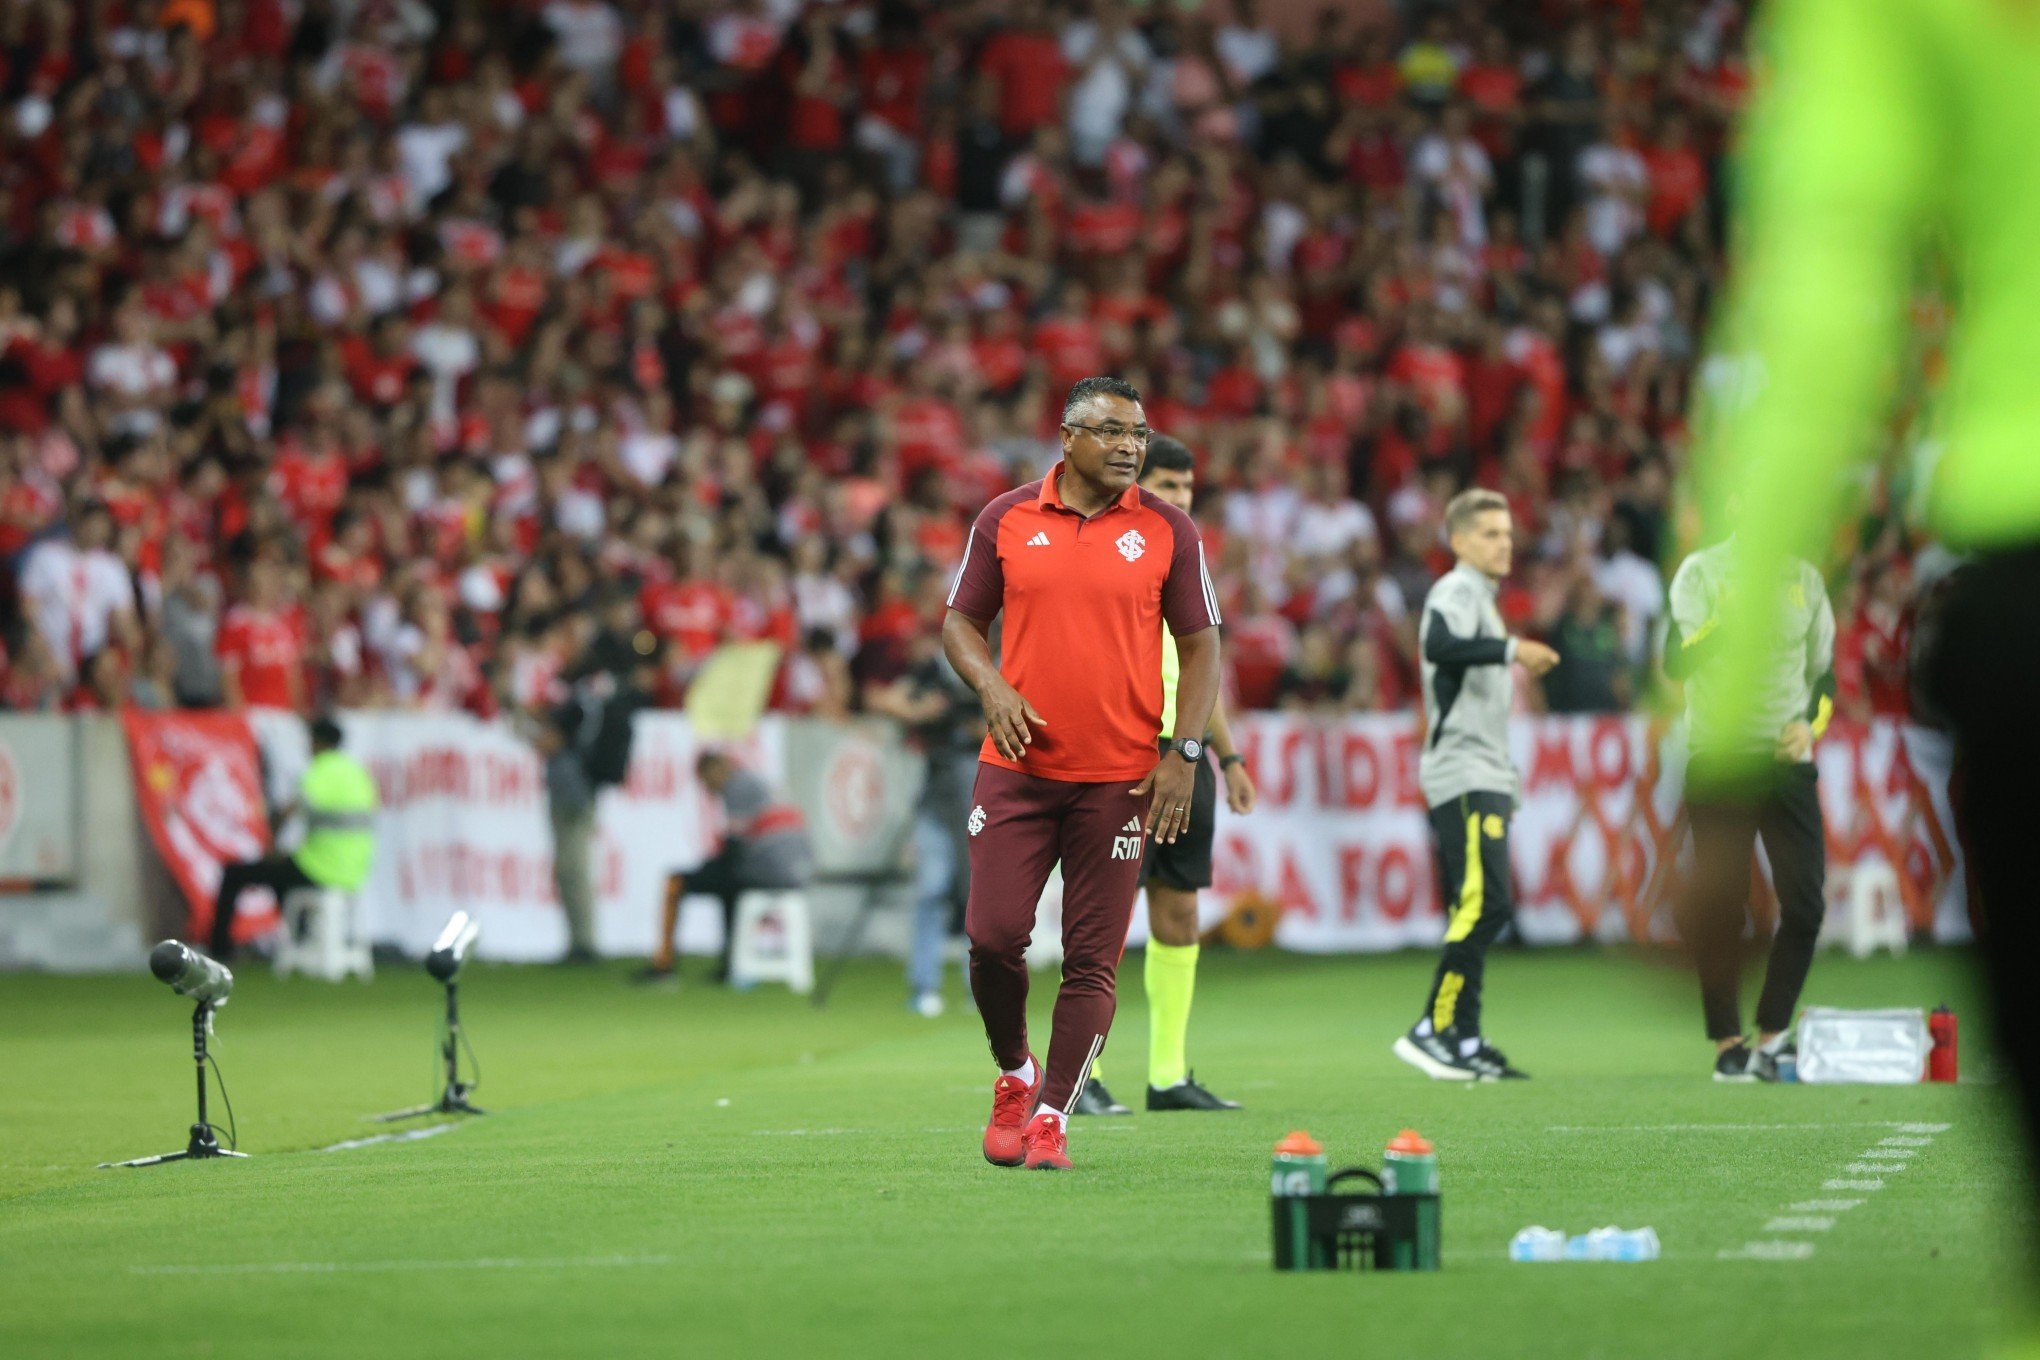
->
xmin=1928 ymin=1006 xmax=1958 ymax=1083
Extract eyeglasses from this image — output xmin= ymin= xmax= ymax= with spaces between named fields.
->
xmin=1063 ymin=422 xmax=1152 ymax=448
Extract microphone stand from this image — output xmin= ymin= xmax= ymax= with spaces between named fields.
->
xmin=101 ymin=1002 xmax=248 ymax=1167
xmin=374 ymin=977 xmax=485 ymax=1120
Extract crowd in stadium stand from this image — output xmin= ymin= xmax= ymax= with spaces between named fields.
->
xmin=0 ymin=0 xmax=1929 ymax=726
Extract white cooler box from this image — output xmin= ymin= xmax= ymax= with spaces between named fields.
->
xmin=1797 ymin=1006 xmax=1929 ymax=1084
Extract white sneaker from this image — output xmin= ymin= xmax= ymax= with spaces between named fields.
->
xmin=911 ymin=991 xmax=945 ymax=1019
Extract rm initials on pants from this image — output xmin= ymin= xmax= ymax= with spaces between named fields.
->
xmin=1111 ymin=818 xmax=1143 ymax=861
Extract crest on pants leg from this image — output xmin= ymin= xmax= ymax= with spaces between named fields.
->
xmin=967 ymin=805 xmax=986 ymax=836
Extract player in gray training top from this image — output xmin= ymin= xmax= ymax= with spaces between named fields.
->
xmin=1664 ymin=538 xmax=1836 ymax=1082
xmin=1393 ymin=489 xmax=1559 ymax=1082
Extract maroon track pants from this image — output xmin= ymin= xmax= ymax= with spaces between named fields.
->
xmin=964 ymin=761 xmax=1148 ymax=1115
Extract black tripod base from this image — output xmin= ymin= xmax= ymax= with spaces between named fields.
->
xmin=373 ymin=1089 xmax=486 ymax=1122
xmin=100 ymin=1124 xmax=250 ymax=1168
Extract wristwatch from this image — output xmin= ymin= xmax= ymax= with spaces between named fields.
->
xmin=1219 ymin=753 xmax=1244 ymax=770
xmin=1171 ymin=737 xmax=1204 ymax=763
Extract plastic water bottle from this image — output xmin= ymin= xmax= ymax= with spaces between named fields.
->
xmin=1270 ymin=1130 xmax=1327 ymax=1197
xmin=1928 ymin=1006 xmax=1959 ymax=1083
xmin=1564 ymin=1227 xmax=1660 ymax=1261
xmin=1270 ymin=1132 xmax=1327 ymax=1271
xmin=1381 ymin=1128 xmax=1438 ymax=1195
xmin=1509 ymin=1227 xmax=1566 ymax=1262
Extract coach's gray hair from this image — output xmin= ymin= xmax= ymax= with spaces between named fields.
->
xmin=1061 ymin=375 xmax=1142 ymax=423
xmin=1443 ymin=488 xmax=1510 ymax=538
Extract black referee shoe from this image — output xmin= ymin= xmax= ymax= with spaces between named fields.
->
xmin=1146 ymin=1072 xmax=1242 ymax=1111
xmin=1714 ymin=1041 xmax=1757 ymax=1083
xmin=1072 ymin=1076 xmax=1132 ymax=1116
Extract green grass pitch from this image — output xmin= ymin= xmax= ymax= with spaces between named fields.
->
xmin=0 ymin=947 xmax=2028 ymax=1359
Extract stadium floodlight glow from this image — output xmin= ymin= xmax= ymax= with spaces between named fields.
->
xmin=99 ymin=942 xmax=248 ymax=1168
xmin=375 ymin=912 xmax=487 ymax=1121
xmin=425 ymin=911 xmax=480 ymax=983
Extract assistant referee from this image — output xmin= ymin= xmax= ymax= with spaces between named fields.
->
xmin=1070 ymin=433 xmax=1256 ymax=1117
xmin=944 ymin=376 xmax=1223 ymax=1172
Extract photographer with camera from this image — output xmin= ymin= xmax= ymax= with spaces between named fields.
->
xmin=526 ymin=590 xmax=656 ymax=964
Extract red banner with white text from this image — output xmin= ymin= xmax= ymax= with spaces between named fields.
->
xmin=121 ymin=709 xmax=272 ymax=943
xmin=1208 ymin=714 xmax=1969 ymax=952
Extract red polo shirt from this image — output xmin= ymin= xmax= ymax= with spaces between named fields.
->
xmin=947 ymin=464 xmax=1220 ymax=783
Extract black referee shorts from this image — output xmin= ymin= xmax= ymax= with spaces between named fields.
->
xmin=1141 ymin=750 xmax=1217 ymax=892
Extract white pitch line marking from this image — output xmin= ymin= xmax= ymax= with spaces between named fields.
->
xmin=317 ymin=1124 xmax=463 ymax=1153
xmin=751 ymin=1128 xmax=860 ymax=1137
xmin=1720 ymin=1124 xmax=1943 ymax=1263
xmin=1543 ymin=1123 xmax=1884 ymax=1133
xmin=1718 ymin=1242 xmax=1817 ymax=1261
xmin=130 ymin=1255 xmax=674 ymax=1277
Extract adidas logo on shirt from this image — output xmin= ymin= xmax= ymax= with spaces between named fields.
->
xmin=1112 ymin=817 xmax=1145 ymax=861
xmin=1026 ymin=532 xmax=1052 ymax=547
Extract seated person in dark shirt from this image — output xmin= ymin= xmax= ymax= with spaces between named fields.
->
xmin=635 ymin=750 xmax=813 ymax=985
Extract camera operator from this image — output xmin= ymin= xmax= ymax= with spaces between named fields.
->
xmin=528 ymin=589 xmax=655 ymax=964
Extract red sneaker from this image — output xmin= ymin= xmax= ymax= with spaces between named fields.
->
xmin=982 ymin=1058 xmax=1040 ymax=1167
xmin=1022 ymin=1112 xmax=1071 ymax=1171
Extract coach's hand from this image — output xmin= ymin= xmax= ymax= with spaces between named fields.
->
xmin=1514 ymin=639 xmax=1561 ymax=677
xmin=1133 ymin=756 xmax=1197 ymax=844
xmin=980 ymin=676 xmax=1047 ymax=761
xmin=1223 ymin=760 xmax=1257 ymax=815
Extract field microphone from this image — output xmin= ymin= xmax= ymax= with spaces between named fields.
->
xmin=102 ymin=943 xmax=248 ymax=1166
xmin=377 ymin=912 xmax=487 ymax=1119
xmin=149 ymin=941 xmax=234 ymax=1006
xmin=425 ymin=912 xmax=480 ymax=982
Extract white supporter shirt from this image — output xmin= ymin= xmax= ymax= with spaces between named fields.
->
xmin=395 ymin=120 xmax=468 ymax=213
xmin=1061 ymin=22 xmax=1150 ymax=157
xmin=1292 ymin=498 xmax=1380 ymax=561
xmin=543 ymin=0 xmax=624 ymax=75
xmin=412 ymin=321 xmax=480 ymax=426
xmin=19 ymin=541 xmax=132 ymax=675
xmin=88 ymin=342 xmax=175 ymax=398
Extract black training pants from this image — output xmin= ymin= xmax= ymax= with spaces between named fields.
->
xmin=1421 ymin=791 xmax=1516 ymax=1038
xmin=210 ymin=855 xmax=315 ymax=958
xmin=1674 ymin=762 xmax=1826 ymax=1040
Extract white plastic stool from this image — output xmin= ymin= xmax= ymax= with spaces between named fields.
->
xmin=1828 ymin=860 xmax=1909 ymax=960
xmin=728 ymin=889 xmax=814 ymax=995
xmin=276 ymin=886 xmax=374 ymax=982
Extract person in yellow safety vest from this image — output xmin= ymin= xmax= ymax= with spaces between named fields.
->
xmin=210 ymin=716 xmax=379 ymax=959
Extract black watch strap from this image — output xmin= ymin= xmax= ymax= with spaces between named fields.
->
xmin=1219 ymin=753 xmax=1244 ymax=769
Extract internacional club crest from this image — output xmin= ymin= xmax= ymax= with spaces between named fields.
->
xmin=1115 ymin=529 xmax=1146 ymax=562
xmin=967 ymin=805 xmax=986 ymax=836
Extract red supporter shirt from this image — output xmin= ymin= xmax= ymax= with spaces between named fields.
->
xmin=858 ymin=46 xmax=928 ymax=135
xmin=947 ymin=464 xmax=1220 ymax=782
xmin=642 ymin=579 xmax=729 ymax=661
xmin=217 ymin=604 xmax=305 ymax=710
xmin=979 ymin=32 xmax=1068 ymax=138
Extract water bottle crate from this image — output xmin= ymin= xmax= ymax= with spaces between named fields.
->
xmin=1272 ymin=1168 xmax=1441 ymax=1272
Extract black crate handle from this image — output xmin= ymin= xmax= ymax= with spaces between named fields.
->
xmin=1325 ymin=1167 xmax=1386 ymax=1192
